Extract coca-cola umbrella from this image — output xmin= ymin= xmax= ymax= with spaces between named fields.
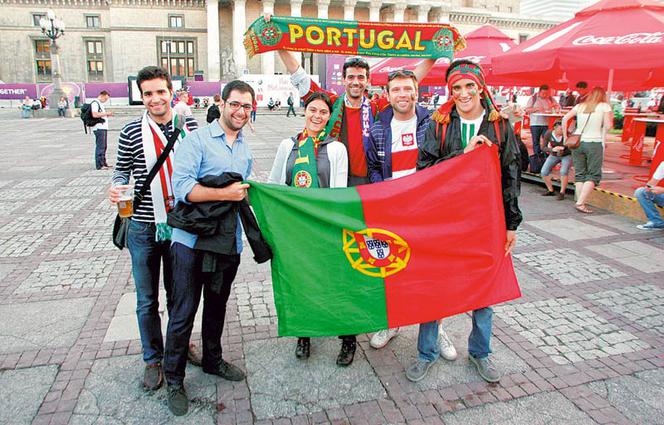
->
xmin=492 ymin=0 xmax=664 ymax=91
xmin=370 ymin=24 xmax=517 ymax=86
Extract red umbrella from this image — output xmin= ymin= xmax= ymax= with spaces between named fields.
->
xmin=370 ymin=24 xmax=517 ymax=86
xmin=492 ymin=0 xmax=664 ymax=91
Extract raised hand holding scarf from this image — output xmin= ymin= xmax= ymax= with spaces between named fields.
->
xmin=244 ymin=16 xmax=465 ymax=60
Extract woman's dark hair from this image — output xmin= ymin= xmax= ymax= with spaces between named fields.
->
xmin=304 ymin=92 xmax=333 ymax=112
xmin=222 ymin=80 xmax=255 ymax=103
xmin=137 ymin=66 xmax=172 ymax=94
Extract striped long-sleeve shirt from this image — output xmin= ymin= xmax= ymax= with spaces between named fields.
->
xmin=112 ymin=115 xmax=198 ymax=222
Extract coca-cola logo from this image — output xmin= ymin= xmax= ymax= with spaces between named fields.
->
xmin=573 ymin=32 xmax=664 ymax=46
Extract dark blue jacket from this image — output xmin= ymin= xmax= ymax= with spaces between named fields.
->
xmin=366 ymin=104 xmax=431 ymax=183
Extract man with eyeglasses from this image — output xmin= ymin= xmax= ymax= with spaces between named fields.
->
xmin=164 ymin=80 xmax=255 ymax=416
xmin=364 ymin=69 xmax=458 ymax=362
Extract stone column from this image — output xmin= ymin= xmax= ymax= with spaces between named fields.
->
xmin=261 ymin=0 xmax=275 ymax=75
xmin=344 ymin=0 xmax=357 ymax=21
xmin=291 ymin=0 xmax=303 ymax=18
xmin=417 ymin=4 xmax=431 ymax=23
xmin=438 ymin=3 xmax=451 ymax=24
xmin=318 ymin=0 xmax=331 ymax=19
xmin=207 ymin=0 xmax=221 ymax=80
xmin=232 ymin=0 xmax=247 ymax=75
xmin=291 ymin=0 xmax=303 ymax=66
xmin=369 ymin=0 xmax=382 ymax=22
xmin=393 ymin=2 xmax=406 ymax=22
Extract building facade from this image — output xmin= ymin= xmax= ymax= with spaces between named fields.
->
xmin=520 ymin=0 xmax=595 ymax=22
xmin=0 ymin=0 xmax=556 ymax=84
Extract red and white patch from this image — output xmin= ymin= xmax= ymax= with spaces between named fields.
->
xmin=401 ymin=133 xmax=414 ymax=147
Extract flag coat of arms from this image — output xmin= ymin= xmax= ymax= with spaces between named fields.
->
xmin=249 ymin=147 xmax=521 ymax=336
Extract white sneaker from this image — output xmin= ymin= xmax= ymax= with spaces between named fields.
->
xmin=439 ymin=326 xmax=458 ymax=361
xmin=369 ymin=328 xmax=399 ymax=349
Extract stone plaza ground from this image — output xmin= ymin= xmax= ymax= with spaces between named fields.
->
xmin=0 ymin=109 xmax=663 ymax=425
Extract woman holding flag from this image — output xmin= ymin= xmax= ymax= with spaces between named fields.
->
xmin=268 ymin=92 xmax=353 ymax=364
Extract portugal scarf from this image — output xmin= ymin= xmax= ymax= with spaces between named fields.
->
xmin=291 ymin=130 xmax=322 ymax=188
xmin=244 ymin=16 xmax=465 ymax=60
xmin=140 ymin=112 xmax=189 ymax=241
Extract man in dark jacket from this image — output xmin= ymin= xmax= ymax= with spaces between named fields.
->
xmin=365 ymin=69 xmax=459 ymax=361
xmin=408 ymin=60 xmax=522 ymax=384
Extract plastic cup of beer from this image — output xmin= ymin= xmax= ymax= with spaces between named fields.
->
xmin=117 ymin=186 xmax=134 ymax=218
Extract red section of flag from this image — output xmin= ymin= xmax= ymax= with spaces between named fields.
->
xmin=356 ymin=146 xmax=521 ymax=327
xmin=391 ymin=149 xmax=418 ymax=174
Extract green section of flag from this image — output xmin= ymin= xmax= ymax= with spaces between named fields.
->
xmin=248 ymin=182 xmax=388 ymax=337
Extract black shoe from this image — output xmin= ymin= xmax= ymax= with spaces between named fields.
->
xmin=167 ymin=384 xmax=188 ymax=416
xmin=336 ymin=339 xmax=356 ymax=367
xmin=541 ymin=190 xmax=555 ymax=196
xmin=295 ymin=337 xmax=310 ymax=359
xmin=143 ymin=362 xmax=164 ymax=391
xmin=557 ymin=192 xmax=565 ymax=200
xmin=203 ymin=359 xmax=246 ymax=381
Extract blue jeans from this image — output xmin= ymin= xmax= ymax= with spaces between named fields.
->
xmin=164 ymin=243 xmax=240 ymax=386
xmin=530 ymin=125 xmax=548 ymax=157
xmin=541 ymin=154 xmax=572 ymax=177
xmin=127 ymin=219 xmax=173 ymax=364
xmin=94 ymin=129 xmax=108 ymax=169
xmin=417 ymin=307 xmax=493 ymax=361
xmin=635 ymin=187 xmax=664 ymax=227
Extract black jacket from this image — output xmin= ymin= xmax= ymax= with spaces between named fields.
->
xmin=167 ymin=172 xmax=272 ymax=263
xmin=417 ymin=104 xmax=523 ymax=231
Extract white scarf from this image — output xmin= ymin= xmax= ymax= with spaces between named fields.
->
xmin=140 ymin=111 xmax=189 ymax=240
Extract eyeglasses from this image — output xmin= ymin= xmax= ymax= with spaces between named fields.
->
xmin=388 ymin=69 xmax=416 ymax=81
xmin=226 ymin=101 xmax=253 ymax=112
xmin=344 ymin=56 xmax=369 ymax=66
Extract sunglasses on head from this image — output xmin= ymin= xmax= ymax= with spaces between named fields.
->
xmin=388 ymin=69 xmax=416 ymax=81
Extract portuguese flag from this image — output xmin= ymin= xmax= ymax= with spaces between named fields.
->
xmin=248 ymin=147 xmax=520 ymax=337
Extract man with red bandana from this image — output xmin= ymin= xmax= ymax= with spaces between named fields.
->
xmin=407 ymin=59 xmax=522 ymax=384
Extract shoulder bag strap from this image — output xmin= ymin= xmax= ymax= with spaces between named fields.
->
xmin=134 ymin=115 xmax=185 ymax=211
xmin=577 ymin=108 xmax=593 ymax=138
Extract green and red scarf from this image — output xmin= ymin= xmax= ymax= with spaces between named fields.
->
xmin=244 ymin=16 xmax=465 ymax=60
xmin=141 ymin=112 xmax=190 ymax=241
xmin=291 ymin=129 xmax=322 ymax=188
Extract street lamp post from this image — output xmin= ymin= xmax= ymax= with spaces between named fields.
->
xmin=39 ymin=10 xmax=66 ymax=112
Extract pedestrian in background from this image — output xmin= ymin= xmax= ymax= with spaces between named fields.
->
xmin=540 ymin=120 xmax=571 ymax=200
xmin=562 ymin=86 xmax=612 ymax=214
xmin=91 ymin=90 xmax=112 ymax=170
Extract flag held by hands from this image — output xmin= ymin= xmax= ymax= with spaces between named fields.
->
xmin=248 ymin=147 xmax=520 ymax=337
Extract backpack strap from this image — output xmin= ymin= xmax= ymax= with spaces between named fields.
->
xmin=436 ymin=122 xmax=448 ymax=153
xmin=493 ymin=120 xmax=502 ymax=146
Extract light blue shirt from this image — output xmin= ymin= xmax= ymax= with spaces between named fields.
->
xmin=171 ymin=119 xmax=253 ymax=252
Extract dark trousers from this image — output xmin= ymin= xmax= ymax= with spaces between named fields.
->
xmin=529 ymin=125 xmax=548 ymax=157
xmin=93 ymin=129 xmax=108 ymax=169
xmin=164 ymin=243 xmax=240 ymax=386
xmin=286 ymin=105 xmax=296 ymax=117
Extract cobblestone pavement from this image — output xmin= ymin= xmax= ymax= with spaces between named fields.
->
xmin=0 ymin=110 xmax=662 ymax=425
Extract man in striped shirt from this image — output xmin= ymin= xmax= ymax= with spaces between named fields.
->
xmin=108 ymin=66 xmax=198 ymax=391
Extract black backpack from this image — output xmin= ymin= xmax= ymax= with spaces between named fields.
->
xmin=80 ymin=100 xmax=104 ymax=133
